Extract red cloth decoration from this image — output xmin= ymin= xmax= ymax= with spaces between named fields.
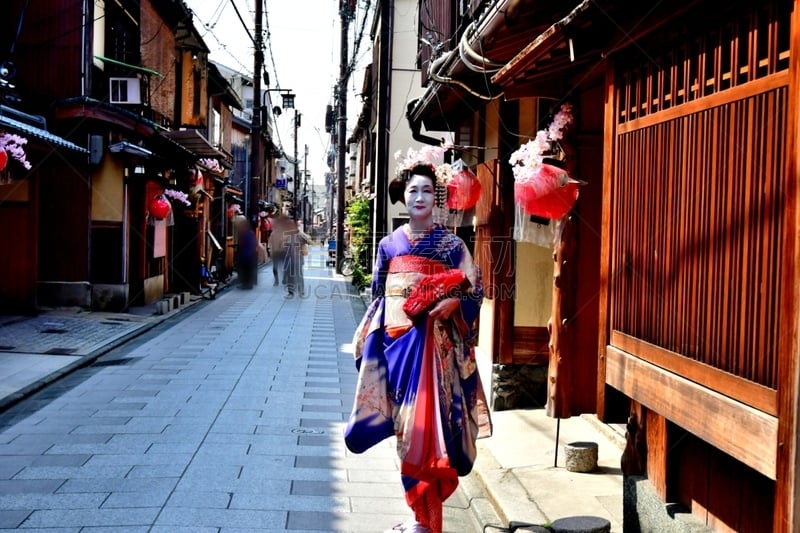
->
xmin=514 ymin=163 xmax=580 ymax=219
xmin=148 ymin=196 xmax=172 ymax=219
xmin=402 ymin=269 xmax=470 ymax=318
xmin=0 ymin=150 xmax=7 ymax=171
xmin=446 ymin=167 xmax=482 ymax=210
xmin=401 ymin=319 xmax=457 ymax=533
xmin=388 ymin=255 xmax=447 ymax=276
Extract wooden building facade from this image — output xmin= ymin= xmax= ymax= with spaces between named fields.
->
xmin=405 ymin=0 xmax=800 ymax=530
xmin=0 ymin=0 xmax=247 ymax=312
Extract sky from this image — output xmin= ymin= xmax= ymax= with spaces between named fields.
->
xmin=184 ymin=1 xmax=371 ymax=187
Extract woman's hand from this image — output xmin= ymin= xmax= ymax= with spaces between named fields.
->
xmin=428 ymin=297 xmax=460 ymax=320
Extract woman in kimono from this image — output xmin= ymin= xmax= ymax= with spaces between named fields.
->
xmin=345 ymin=162 xmax=491 ymax=533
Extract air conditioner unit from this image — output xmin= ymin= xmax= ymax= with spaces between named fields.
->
xmin=109 ymin=77 xmax=141 ymax=104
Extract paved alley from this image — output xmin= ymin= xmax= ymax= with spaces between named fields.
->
xmin=0 ymin=251 xmax=492 ymax=532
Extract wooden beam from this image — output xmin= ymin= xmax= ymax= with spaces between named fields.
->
xmin=774 ymin=1 xmax=800 ymax=530
xmin=606 ymin=346 xmax=777 ymax=479
xmin=596 ymin=59 xmax=617 ymax=421
xmin=611 ymin=331 xmax=777 ymax=415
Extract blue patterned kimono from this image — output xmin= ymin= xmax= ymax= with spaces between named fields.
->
xmin=344 ymin=224 xmax=491 ymax=533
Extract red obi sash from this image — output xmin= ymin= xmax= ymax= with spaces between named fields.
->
xmin=388 ymin=255 xmax=447 ymax=276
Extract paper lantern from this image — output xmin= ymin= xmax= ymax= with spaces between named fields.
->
xmin=0 ymin=150 xmax=7 ymax=171
xmin=188 ymin=168 xmax=204 ymax=186
xmin=149 ymin=196 xmax=172 ymax=219
xmin=446 ymin=167 xmax=482 ymax=210
xmin=514 ymin=163 xmax=581 ymax=219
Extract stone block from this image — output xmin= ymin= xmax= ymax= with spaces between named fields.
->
xmin=155 ymin=299 xmax=171 ymax=315
xmin=491 ymin=363 xmax=548 ymax=411
xmin=564 ymin=441 xmax=598 ymax=472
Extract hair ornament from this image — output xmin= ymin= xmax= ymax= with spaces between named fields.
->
xmin=394 ymin=143 xmax=454 ymax=185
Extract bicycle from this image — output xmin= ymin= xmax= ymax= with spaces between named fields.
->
xmin=340 ymin=250 xmax=356 ymax=276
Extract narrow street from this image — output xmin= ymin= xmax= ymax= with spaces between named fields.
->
xmin=0 ymin=248 xmax=486 ymax=532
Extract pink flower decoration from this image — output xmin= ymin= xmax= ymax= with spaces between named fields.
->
xmin=0 ymin=132 xmax=31 ymax=170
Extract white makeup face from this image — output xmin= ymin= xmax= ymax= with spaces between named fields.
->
xmin=404 ymin=174 xmax=435 ymax=222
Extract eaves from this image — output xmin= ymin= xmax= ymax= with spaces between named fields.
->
xmin=408 ymin=0 xmax=581 ymax=133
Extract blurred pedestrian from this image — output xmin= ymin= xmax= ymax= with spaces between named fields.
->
xmin=235 ymin=215 xmax=258 ymax=289
xmin=283 ymin=217 xmax=312 ymax=297
xmin=259 ymin=211 xmax=272 ymax=255
xmin=268 ymin=210 xmax=295 ymax=286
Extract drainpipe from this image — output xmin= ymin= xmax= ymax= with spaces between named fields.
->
xmin=406 ymin=99 xmax=440 ymax=147
xmin=81 ymin=0 xmax=88 ymax=96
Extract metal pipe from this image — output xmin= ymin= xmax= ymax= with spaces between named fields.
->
xmin=293 ymin=108 xmax=299 ymax=218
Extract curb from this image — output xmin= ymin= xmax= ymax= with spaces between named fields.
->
xmin=460 ymin=469 xmax=508 ymax=532
xmin=471 ymin=441 xmax=549 ymax=530
xmin=578 ymin=414 xmax=626 ymax=451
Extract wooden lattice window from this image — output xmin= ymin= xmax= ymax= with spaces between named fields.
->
xmin=607 ymin=0 xmax=790 ymax=411
xmin=618 ymin=0 xmax=790 ymax=123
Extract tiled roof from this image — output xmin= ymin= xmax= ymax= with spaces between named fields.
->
xmin=0 ymin=114 xmax=88 ymax=154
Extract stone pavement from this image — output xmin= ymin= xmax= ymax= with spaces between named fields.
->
xmin=0 ymin=245 xmax=625 ymax=532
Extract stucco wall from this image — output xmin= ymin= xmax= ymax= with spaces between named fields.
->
xmin=514 ymin=243 xmax=553 ymax=326
xmin=386 ymin=0 xmax=453 ymax=229
xmin=91 ymin=156 xmax=125 ymax=222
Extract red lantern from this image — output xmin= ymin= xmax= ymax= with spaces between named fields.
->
xmin=188 ymin=168 xmax=204 ymax=186
xmin=149 ymin=196 xmax=172 ymax=219
xmin=514 ymin=163 xmax=581 ymax=219
xmin=0 ymin=149 xmax=7 ymax=171
xmin=446 ymin=167 xmax=482 ymax=210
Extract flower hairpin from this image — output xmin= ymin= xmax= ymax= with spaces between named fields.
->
xmin=394 ymin=143 xmax=454 ymax=186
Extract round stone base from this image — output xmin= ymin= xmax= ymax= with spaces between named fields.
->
xmin=550 ymin=515 xmax=611 ymax=533
xmin=564 ymin=441 xmax=598 ymax=472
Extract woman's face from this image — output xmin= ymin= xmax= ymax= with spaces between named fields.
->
xmin=404 ymin=174 xmax=435 ymax=221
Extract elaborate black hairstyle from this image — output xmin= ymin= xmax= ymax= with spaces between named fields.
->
xmin=388 ymin=163 xmax=437 ymax=205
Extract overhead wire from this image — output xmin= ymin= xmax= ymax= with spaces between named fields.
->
xmin=261 ymin=1 xmax=288 ymax=160
xmin=345 ymin=0 xmax=372 ymax=79
xmin=227 ymin=0 xmax=255 ymax=45
xmin=188 ymin=5 xmax=252 ymax=74
xmin=262 ymin=0 xmax=281 ymax=88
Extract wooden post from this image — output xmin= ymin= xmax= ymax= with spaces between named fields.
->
xmin=547 ymin=214 xmax=577 ymax=419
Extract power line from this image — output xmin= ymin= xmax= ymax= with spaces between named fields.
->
xmin=262 ymin=1 xmax=280 ymax=88
xmin=227 ymin=0 xmax=255 ymax=45
xmin=188 ymin=4 xmax=252 ymax=74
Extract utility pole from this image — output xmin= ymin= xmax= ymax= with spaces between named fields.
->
xmin=249 ymin=0 xmax=263 ymax=219
xmin=293 ymin=109 xmax=300 ymax=219
xmin=303 ymin=144 xmax=309 ymax=229
xmin=336 ymin=0 xmax=353 ymax=273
